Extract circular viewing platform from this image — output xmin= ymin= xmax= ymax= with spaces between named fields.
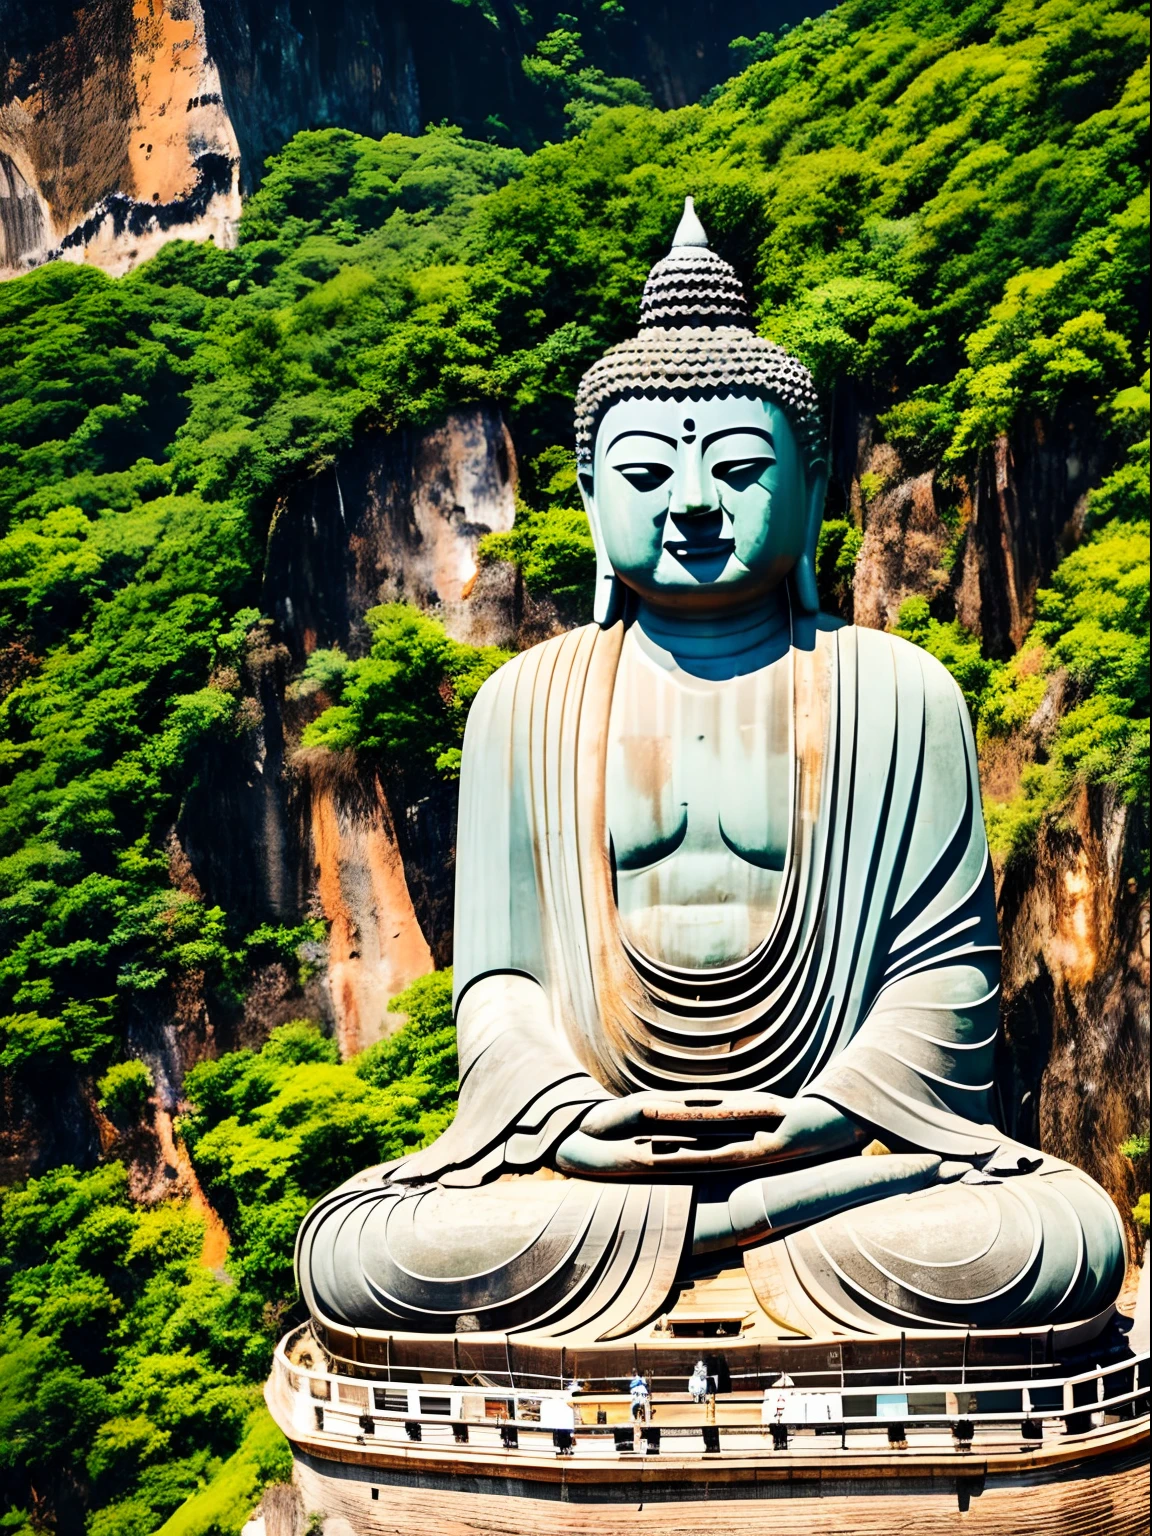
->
xmin=266 ymin=1321 xmax=1149 ymax=1535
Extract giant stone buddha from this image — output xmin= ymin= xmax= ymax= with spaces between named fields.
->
xmin=297 ymin=201 xmax=1125 ymax=1343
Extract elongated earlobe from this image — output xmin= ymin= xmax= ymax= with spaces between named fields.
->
xmin=579 ymin=471 xmax=626 ymax=627
xmin=791 ymin=460 xmax=829 ymax=614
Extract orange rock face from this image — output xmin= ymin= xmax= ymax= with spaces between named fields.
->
xmin=0 ymin=0 xmax=240 ymax=277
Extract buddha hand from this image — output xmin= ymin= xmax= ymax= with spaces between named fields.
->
xmin=554 ymin=1091 xmax=864 ymax=1176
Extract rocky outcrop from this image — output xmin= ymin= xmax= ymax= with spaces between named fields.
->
xmin=848 ymin=410 xmax=1105 ymax=655
xmin=265 ymin=405 xmax=518 ymax=657
xmin=302 ymin=752 xmax=433 ymax=1057
xmin=996 ymin=784 xmax=1149 ymax=1227
xmin=954 ymin=414 xmax=1105 ymax=657
xmin=850 ymin=449 xmax=953 ymax=632
xmin=0 ymin=1066 xmax=105 ymax=1183
xmin=1 ymin=0 xmax=241 ymax=277
xmin=177 ymin=622 xmax=303 ymax=926
xmin=200 ymin=0 xmax=420 ymax=190
xmin=161 ymin=408 xmax=522 ymax=1061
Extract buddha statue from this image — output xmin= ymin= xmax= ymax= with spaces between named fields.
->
xmin=297 ymin=201 xmax=1125 ymax=1343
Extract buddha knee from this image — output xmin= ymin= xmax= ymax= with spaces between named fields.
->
xmin=771 ymin=1166 xmax=1125 ymax=1333
xmin=297 ymin=1177 xmax=694 ymax=1339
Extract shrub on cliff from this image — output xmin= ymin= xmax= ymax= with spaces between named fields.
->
xmin=97 ymin=1059 xmax=155 ymax=1123
xmin=356 ymin=969 xmax=458 ymax=1095
xmin=180 ymin=985 xmax=457 ymax=1312
xmin=299 ymin=606 xmax=510 ymax=778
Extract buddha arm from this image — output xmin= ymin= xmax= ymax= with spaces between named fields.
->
xmin=801 ymin=953 xmax=1004 ymax=1160
xmin=801 ymin=653 xmax=1004 ymax=1160
xmin=390 ymin=972 xmax=614 ymax=1187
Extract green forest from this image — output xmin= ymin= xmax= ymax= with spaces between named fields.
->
xmin=0 ymin=0 xmax=1148 ymax=1529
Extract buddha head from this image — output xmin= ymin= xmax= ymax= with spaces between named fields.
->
xmin=575 ymin=199 xmax=828 ymax=623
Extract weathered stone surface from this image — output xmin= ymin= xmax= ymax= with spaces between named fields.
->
xmin=0 ymin=0 xmax=241 ymax=277
xmin=264 ymin=406 xmax=517 ymax=658
xmin=997 ymin=782 xmax=1150 ymax=1226
xmin=851 ymin=453 xmax=952 ymax=632
xmin=953 ymin=418 xmax=1103 ymax=658
xmin=301 ymin=752 xmax=433 ymax=1057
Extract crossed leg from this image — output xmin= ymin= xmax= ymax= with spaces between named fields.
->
xmin=724 ymin=1154 xmax=1126 ymax=1334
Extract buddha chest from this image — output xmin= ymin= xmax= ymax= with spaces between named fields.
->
xmin=605 ymin=626 xmax=793 ymax=970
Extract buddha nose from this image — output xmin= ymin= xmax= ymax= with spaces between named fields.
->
xmin=669 ymin=448 xmax=718 ymax=518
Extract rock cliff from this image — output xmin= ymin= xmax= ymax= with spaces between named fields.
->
xmin=998 ymin=782 xmax=1148 ymax=1218
xmin=265 ymin=404 xmax=518 ymax=660
xmin=1 ymin=0 xmax=822 ymax=277
xmin=170 ymin=406 xmax=517 ymax=1069
xmin=847 ymin=408 xmax=1104 ymax=658
xmin=0 ymin=0 xmax=241 ymax=276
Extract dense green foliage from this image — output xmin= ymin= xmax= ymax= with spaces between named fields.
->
xmin=152 ymin=1409 xmax=288 ymax=1536
xmin=0 ymin=973 xmax=453 ymax=1532
xmin=0 ymin=1163 xmax=283 ymax=1536
xmin=97 ymin=1060 xmax=155 ymax=1123
xmin=299 ymin=606 xmax=510 ymax=777
xmin=179 ymin=974 xmax=456 ymax=1313
xmin=520 ymin=25 xmax=654 ymax=135
xmin=0 ymin=1 xmax=1147 ymax=1530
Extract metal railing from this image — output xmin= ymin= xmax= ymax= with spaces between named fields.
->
xmin=270 ymin=1333 xmax=1150 ymax=1458
xmin=297 ymin=1321 xmax=1131 ymax=1392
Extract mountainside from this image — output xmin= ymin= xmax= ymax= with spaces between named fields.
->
xmin=0 ymin=0 xmax=820 ymax=278
xmin=0 ymin=0 xmax=1148 ymax=1532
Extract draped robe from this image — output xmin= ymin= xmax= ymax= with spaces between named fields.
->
xmin=297 ymin=618 xmax=1125 ymax=1341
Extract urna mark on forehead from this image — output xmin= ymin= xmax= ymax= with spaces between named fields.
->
xmin=574 ymin=197 xmax=826 ymax=474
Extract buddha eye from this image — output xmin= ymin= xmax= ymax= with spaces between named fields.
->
xmin=712 ymin=457 xmax=773 ymax=493
xmin=614 ymin=462 xmax=674 ymax=493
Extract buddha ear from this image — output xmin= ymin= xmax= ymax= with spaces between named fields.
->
xmin=579 ymin=468 xmax=626 ymax=627
xmin=790 ymin=457 xmax=829 ymax=615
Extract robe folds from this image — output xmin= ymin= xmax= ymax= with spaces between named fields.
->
xmin=296 ymin=618 xmax=1126 ymax=1341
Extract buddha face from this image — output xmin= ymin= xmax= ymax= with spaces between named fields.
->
xmin=583 ymin=394 xmax=822 ymax=612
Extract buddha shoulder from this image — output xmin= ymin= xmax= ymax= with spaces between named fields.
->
xmin=461 ymin=624 xmax=605 ymax=733
xmin=839 ymin=622 xmax=972 ymax=721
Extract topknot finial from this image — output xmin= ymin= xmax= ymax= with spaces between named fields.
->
xmin=671 ymin=196 xmax=709 ymax=249
xmin=576 ymin=193 xmax=826 ymax=490
xmin=637 ymin=200 xmax=749 ymax=331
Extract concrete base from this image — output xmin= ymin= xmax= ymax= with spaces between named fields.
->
xmin=289 ymin=1422 xmax=1149 ymax=1536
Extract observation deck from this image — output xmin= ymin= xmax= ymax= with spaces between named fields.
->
xmin=266 ymin=1319 xmax=1149 ymax=1535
